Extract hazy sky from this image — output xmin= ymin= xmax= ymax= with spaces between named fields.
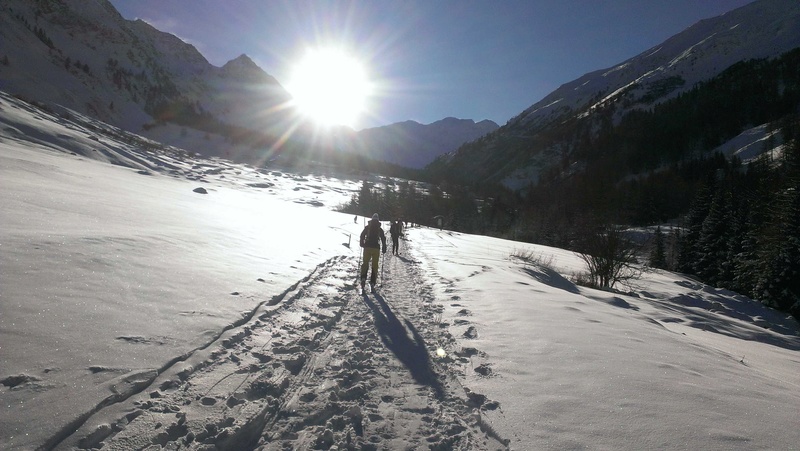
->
xmin=109 ymin=0 xmax=754 ymax=130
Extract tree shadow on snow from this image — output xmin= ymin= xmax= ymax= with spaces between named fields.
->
xmin=362 ymin=292 xmax=444 ymax=399
xmin=657 ymin=294 xmax=800 ymax=351
xmin=520 ymin=266 xmax=580 ymax=294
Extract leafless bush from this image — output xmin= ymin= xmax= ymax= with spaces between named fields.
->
xmin=574 ymin=225 xmax=643 ymax=290
xmin=510 ymin=248 xmax=554 ymax=269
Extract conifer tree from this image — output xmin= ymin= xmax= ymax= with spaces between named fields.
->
xmin=756 ymin=187 xmax=800 ymax=313
xmin=649 ymin=226 xmax=667 ymax=269
xmin=678 ymin=185 xmax=712 ymax=275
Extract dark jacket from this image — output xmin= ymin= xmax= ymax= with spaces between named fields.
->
xmin=361 ymin=220 xmax=387 ymax=250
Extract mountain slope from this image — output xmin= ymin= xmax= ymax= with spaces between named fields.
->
xmin=0 ymin=0 xmax=294 ymax=157
xmin=431 ymin=0 xmax=800 ymax=189
xmin=350 ymin=117 xmax=498 ymax=169
xmin=0 ymin=0 xmax=496 ymax=169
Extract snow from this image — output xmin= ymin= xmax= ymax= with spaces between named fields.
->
xmin=415 ymin=234 xmax=800 ymax=449
xmin=713 ymin=123 xmax=784 ymax=163
xmin=2 ymin=92 xmax=799 ymax=450
xmin=513 ymin=0 xmax=800 ymax=131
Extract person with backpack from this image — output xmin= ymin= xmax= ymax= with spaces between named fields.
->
xmin=389 ymin=219 xmax=403 ymax=255
xmin=360 ymin=213 xmax=387 ymax=292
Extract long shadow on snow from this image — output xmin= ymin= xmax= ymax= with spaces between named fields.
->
xmin=362 ymin=292 xmax=444 ymax=399
xmin=655 ymin=296 xmax=800 ymax=351
xmin=520 ymin=266 xmax=580 ymax=294
xmin=393 ymin=254 xmax=420 ymax=265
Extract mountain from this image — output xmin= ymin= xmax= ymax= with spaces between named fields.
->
xmin=0 ymin=0 xmax=495 ymax=170
xmin=348 ymin=117 xmax=498 ymax=169
xmin=430 ymin=0 xmax=800 ymax=189
xmin=0 ymin=0 xmax=294 ymax=161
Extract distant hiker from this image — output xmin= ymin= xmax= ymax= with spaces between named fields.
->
xmin=354 ymin=215 xmax=358 ymax=224
xmin=360 ymin=213 xmax=387 ymax=292
xmin=389 ymin=220 xmax=403 ymax=255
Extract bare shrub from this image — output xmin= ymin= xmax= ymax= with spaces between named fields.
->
xmin=510 ymin=248 xmax=554 ymax=269
xmin=574 ymin=225 xmax=643 ymax=290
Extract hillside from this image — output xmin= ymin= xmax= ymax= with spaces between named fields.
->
xmin=0 ymin=0 xmax=294 ymax=162
xmin=430 ymin=0 xmax=800 ymax=189
xmin=349 ymin=117 xmax=498 ymax=169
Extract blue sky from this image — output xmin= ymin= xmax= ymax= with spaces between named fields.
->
xmin=109 ymin=0 xmax=754 ymax=130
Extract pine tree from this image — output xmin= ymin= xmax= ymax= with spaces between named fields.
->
xmin=754 ymin=118 xmax=800 ymax=315
xmin=756 ymin=188 xmax=800 ymax=311
xmin=356 ymin=181 xmax=375 ymax=216
xmin=695 ymin=186 xmax=730 ymax=285
xmin=678 ymin=185 xmax=712 ymax=275
xmin=732 ymin=205 xmax=764 ymax=296
xmin=649 ymin=226 xmax=667 ymax=269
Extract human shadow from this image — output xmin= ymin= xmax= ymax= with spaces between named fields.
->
xmin=362 ymin=292 xmax=444 ymax=399
xmin=392 ymin=254 xmax=419 ymax=264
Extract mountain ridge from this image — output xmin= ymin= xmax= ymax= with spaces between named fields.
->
xmin=0 ymin=0 xmax=494 ymax=169
xmin=349 ymin=117 xmax=499 ymax=169
xmin=433 ymin=0 xmax=800 ymax=189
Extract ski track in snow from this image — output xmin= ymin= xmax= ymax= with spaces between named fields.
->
xmin=54 ymin=242 xmax=509 ymax=450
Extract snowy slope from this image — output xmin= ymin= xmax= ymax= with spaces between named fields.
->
xmin=0 ymin=0 xmax=292 ymax=152
xmin=510 ymin=0 xmax=800 ymax=131
xmin=1 ymin=90 xmax=798 ymax=450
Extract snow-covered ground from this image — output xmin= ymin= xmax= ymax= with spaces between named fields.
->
xmin=1 ymin=92 xmax=799 ymax=450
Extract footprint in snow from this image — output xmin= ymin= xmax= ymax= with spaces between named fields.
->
xmin=463 ymin=326 xmax=478 ymax=339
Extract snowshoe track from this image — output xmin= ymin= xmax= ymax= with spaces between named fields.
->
xmin=56 ymin=245 xmax=508 ymax=450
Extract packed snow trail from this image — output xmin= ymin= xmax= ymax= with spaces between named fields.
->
xmin=56 ymin=237 xmax=508 ymax=450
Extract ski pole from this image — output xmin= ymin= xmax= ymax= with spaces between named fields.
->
xmin=357 ymin=246 xmax=362 ymax=284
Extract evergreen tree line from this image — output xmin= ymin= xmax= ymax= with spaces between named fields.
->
xmin=590 ymin=48 xmax=800 ymax=176
xmin=13 ymin=12 xmax=54 ymax=49
xmin=517 ymin=48 xmax=800 ymax=231
xmin=676 ymin=116 xmax=800 ymax=319
xmin=338 ymin=180 xmax=482 ymax=230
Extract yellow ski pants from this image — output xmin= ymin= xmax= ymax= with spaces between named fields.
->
xmin=360 ymin=247 xmax=380 ymax=285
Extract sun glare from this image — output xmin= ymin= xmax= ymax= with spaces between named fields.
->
xmin=287 ymin=48 xmax=371 ymax=128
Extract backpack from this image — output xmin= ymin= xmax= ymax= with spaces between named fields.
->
xmin=364 ymin=223 xmax=378 ymax=246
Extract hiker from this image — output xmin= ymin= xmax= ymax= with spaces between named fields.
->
xmin=389 ymin=219 xmax=402 ymax=255
xmin=360 ymin=213 xmax=387 ymax=292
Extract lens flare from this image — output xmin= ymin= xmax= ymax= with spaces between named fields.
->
xmin=287 ymin=48 xmax=372 ymax=128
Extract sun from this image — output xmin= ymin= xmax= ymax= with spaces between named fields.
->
xmin=286 ymin=48 xmax=372 ymax=128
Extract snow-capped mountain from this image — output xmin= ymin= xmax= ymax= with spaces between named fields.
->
xmin=515 ymin=0 xmax=800 ymax=131
xmin=434 ymin=0 xmax=800 ymax=188
xmin=0 ymin=0 xmax=496 ymax=169
xmin=0 ymin=0 xmax=293 ymax=159
xmin=349 ymin=117 xmax=498 ymax=169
